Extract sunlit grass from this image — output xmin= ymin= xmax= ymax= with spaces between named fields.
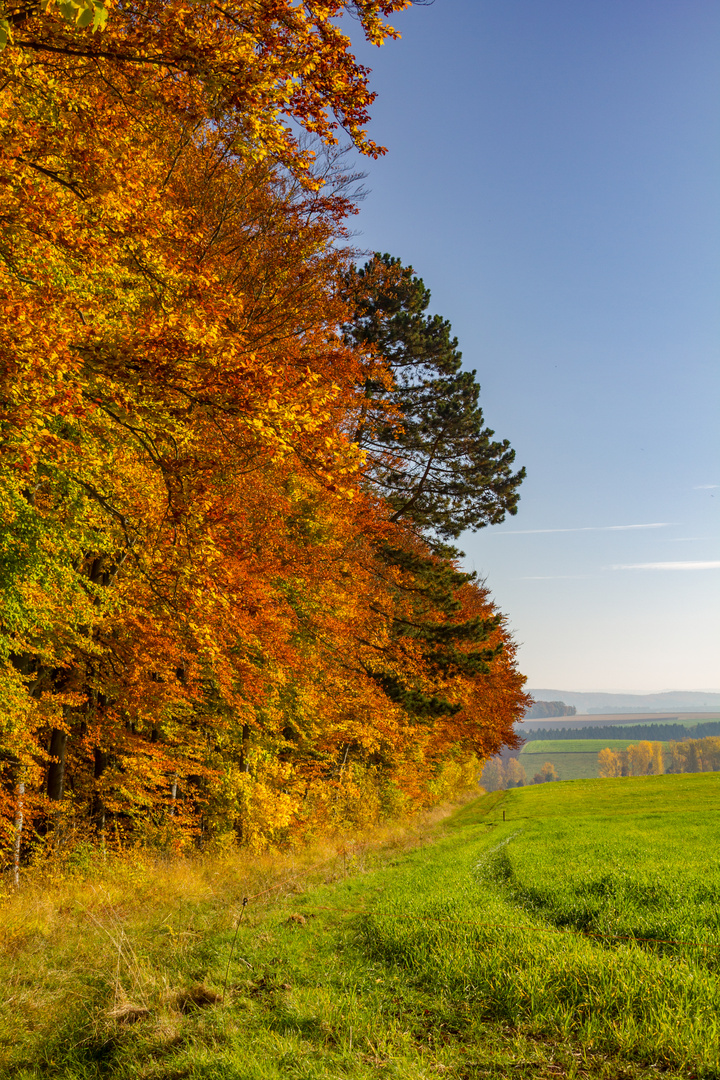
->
xmin=2 ymin=777 xmax=717 ymax=1078
xmin=363 ymin=774 xmax=720 ymax=1075
xmin=0 ymin=804 xmax=462 ymax=1078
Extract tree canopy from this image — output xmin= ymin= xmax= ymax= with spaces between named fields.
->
xmin=0 ymin=0 xmax=529 ymax=866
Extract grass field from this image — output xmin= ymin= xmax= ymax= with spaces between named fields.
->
xmin=519 ymin=750 xmax=602 ymax=780
xmin=2 ymin=774 xmax=718 ymax=1079
xmin=363 ymin=774 xmax=720 ymax=1076
xmin=521 ymin=739 xmax=670 ymax=755
xmin=519 ymin=739 xmax=670 ymax=782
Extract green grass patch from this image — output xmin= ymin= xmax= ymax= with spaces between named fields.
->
xmin=521 ymin=738 xmax=670 ymax=755
xmin=2 ymin=777 xmax=719 ymax=1079
xmin=520 ymin=750 xmax=602 ymax=780
xmin=362 ymin=774 xmax=720 ymax=1077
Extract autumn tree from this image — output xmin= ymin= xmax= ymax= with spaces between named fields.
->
xmin=626 ymin=741 xmax=663 ymax=776
xmin=505 ymin=758 xmax=526 ymax=788
xmin=480 ymin=757 xmax=505 ymax=792
xmin=597 ymin=748 xmax=623 ymax=778
xmin=533 ymin=761 xmax=559 ymax=783
xmin=0 ymin=0 xmax=531 ymax=862
xmin=667 ymin=737 xmax=720 ymax=774
xmin=1 ymin=0 xmax=413 ymax=843
xmin=1 ymin=0 xmax=411 ymax=176
xmin=650 ymin=741 xmax=664 ymax=775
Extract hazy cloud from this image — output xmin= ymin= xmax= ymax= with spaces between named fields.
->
xmin=497 ymin=523 xmax=671 ymax=535
xmin=694 ymin=484 xmax=718 ymax=490
xmin=610 ymin=561 xmax=720 ymax=571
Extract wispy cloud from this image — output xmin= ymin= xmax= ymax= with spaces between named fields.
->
xmin=694 ymin=484 xmax=718 ymax=490
xmin=518 ymin=575 xmax=587 ymax=580
xmin=610 ymin=561 xmax=720 ymax=571
xmin=497 ymin=523 xmax=672 ymax=536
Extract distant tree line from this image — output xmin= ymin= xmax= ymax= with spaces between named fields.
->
xmin=525 ymin=701 xmax=576 ymax=719
xmin=523 ymin=720 xmax=720 ymax=744
xmin=667 ymin=737 xmax=720 ymax=774
xmin=598 ymin=742 xmax=664 ymax=778
xmin=597 ymin=736 xmax=720 ymax=778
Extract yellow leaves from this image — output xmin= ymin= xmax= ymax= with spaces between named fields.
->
xmin=2 ymin=0 xmax=406 ymax=175
xmin=598 ymin=747 xmax=623 ymax=779
xmin=0 ymin=0 xmax=531 ymax=856
xmin=36 ymin=0 xmax=110 ymax=32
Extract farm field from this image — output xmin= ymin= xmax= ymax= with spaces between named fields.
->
xmin=2 ymin=774 xmax=718 ymax=1079
xmin=522 ymin=738 xmax=670 ymax=755
xmin=521 ymin=711 xmax=720 ymax=732
xmin=611 ymin=716 xmax=720 ymax=728
xmin=519 ymin=749 xmax=602 ymax=780
xmin=519 ymin=739 xmax=671 ymax=781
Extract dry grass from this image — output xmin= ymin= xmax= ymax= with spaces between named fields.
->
xmin=0 ymin=796 xmax=467 ymax=1075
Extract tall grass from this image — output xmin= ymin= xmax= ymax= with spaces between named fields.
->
xmin=2 ymin=778 xmax=715 ymax=1078
xmin=361 ymin=775 xmax=720 ymax=1075
xmin=0 ymin=801 xmax=461 ymax=1078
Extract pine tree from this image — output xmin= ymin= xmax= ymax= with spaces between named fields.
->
xmin=366 ymin=541 xmax=503 ymax=719
xmin=344 ymin=254 xmax=526 ymax=544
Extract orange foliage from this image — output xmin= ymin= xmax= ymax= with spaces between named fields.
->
xmin=4 ymin=0 xmax=410 ymax=175
xmin=0 ymin=0 xmax=529 ymax=863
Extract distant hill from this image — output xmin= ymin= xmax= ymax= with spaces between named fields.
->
xmin=525 ymin=700 xmax=576 ymax=718
xmin=527 ymin=690 xmax=720 ymax=714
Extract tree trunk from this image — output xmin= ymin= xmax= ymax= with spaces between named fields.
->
xmin=47 ymin=728 xmax=68 ymax=801
xmin=12 ymin=774 xmax=25 ymax=890
xmin=46 ymin=664 xmax=84 ymax=802
xmin=239 ymin=724 xmax=250 ymax=772
xmin=92 ymin=747 xmax=108 ymax=843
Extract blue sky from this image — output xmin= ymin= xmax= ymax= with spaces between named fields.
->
xmin=345 ymin=0 xmax=719 ymax=692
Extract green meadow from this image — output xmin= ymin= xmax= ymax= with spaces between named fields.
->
xmin=2 ymin=773 xmax=718 ymax=1079
xmin=521 ymin=738 xmax=670 ymax=755
xmin=519 ymin=739 xmax=671 ymax=781
xmin=519 ymin=750 xmax=600 ymax=780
